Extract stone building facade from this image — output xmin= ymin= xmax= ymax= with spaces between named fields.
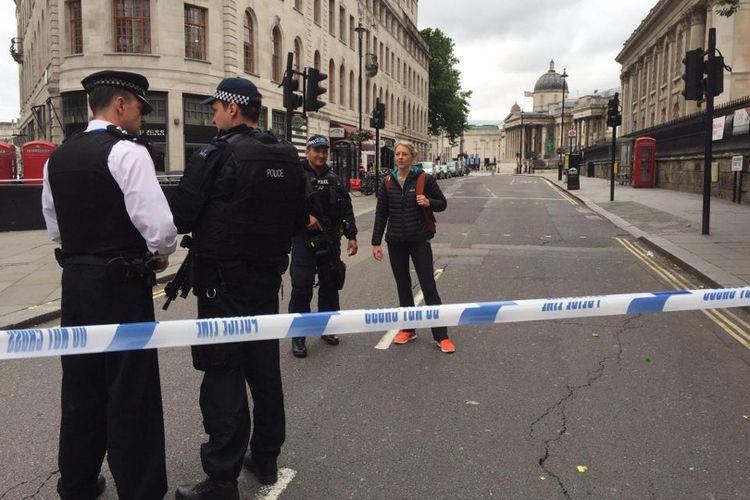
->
xmin=616 ymin=0 xmax=750 ymax=135
xmin=428 ymin=124 xmax=502 ymax=167
xmin=13 ymin=0 xmax=429 ymax=172
xmin=501 ymin=61 xmax=615 ymax=167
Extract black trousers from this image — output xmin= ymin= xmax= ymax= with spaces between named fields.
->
xmin=288 ymin=235 xmax=341 ymax=317
xmin=57 ymin=263 xmax=166 ymax=500
xmin=193 ymin=260 xmax=286 ymax=481
xmin=386 ymin=240 xmax=448 ymax=341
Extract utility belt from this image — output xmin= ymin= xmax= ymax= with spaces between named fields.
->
xmin=193 ymin=254 xmax=290 ymax=299
xmin=55 ymin=249 xmax=157 ymax=286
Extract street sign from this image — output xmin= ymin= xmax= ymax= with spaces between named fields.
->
xmin=568 ymin=129 xmax=576 ymax=137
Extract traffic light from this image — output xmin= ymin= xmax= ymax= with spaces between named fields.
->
xmin=283 ymin=74 xmax=303 ymax=111
xmin=682 ymin=49 xmax=705 ymax=101
xmin=370 ymin=100 xmax=385 ymax=129
xmin=606 ymin=93 xmax=621 ymax=128
xmin=711 ymin=54 xmax=725 ymax=97
xmin=304 ymin=67 xmax=327 ymax=113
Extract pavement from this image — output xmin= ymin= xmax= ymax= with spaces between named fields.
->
xmin=0 ymin=192 xmax=379 ymax=330
xmin=0 ymin=168 xmax=747 ymax=330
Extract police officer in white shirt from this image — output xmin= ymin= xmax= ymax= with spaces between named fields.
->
xmin=41 ymin=70 xmax=177 ymax=500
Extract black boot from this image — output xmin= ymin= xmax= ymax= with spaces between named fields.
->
xmin=175 ymin=478 xmax=239 ymax=500
xmin=243 ymin=454 xmax=278 ymax=486
xmin=292 ymin=337 xmax=307 ymax=358
xmin=321 ymin=334 xmax=340 ymax=345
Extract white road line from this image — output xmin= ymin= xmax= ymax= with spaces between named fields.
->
xmin=254 ymin=468 xmax=297 ymax=500
xmin=374 ymin=268 xmax=445 ymax=350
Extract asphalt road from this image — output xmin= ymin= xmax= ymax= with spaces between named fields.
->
xmin=1 ymin=173 xmax=749 ymax=499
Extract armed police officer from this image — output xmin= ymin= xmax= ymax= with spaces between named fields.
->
xmin=41 ymin=71 xmax=177 ymax=500
xmin=289 ymin=135 xmax=358 ymax=358
xmin=169 ymin=77 xmax=307 ymax=500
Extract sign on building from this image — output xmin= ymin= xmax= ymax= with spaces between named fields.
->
xmin=712 ymin=116 xmax=726 ymax=141
xmin=733 ymin=107 xmax=749 ymax=135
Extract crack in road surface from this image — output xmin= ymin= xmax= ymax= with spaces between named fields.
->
xmin=529 ymin=358 xmax=608 ymax=499
xmin=0 ymin=469 xmax=59 ymax=500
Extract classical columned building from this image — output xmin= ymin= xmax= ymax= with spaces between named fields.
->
xmin=428 ymin=125 xmax=502 ymax=166
xmin=13 ymin=0 xmax=430 ymax=171
xmin=570 ymin=91 xmax=614 ymax=150
xmin=616 ymin=0 xmax=750 ymax=136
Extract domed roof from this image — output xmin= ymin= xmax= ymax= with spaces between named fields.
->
xmin=534 ymin=60 xmax=568 ymax=92
xmin=510 ymin=101 xmax=520 ymax=113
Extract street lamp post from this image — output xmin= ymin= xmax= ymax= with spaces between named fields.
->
xmin=519 ymin=110 xmax=524 ymax=174
xmin=558 ymin=67 xmax=568 ymax=181
xmin=355 ymin=22 xmax=368 ymax=179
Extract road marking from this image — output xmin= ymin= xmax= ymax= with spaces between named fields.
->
xmin=482 ymin=184 xmax=497 ymax=198
xmin=375 ymin=268 xmax=445 ymax=350
xmin=449 ymin=196 xmax=567 ymax=201
xmin=540 ymin=178 xmax=578 ymax=206
xmin=254 ymin=468 xmax=296 ymax=500
xmin=615 ymin=237 xmax=750 ymax=349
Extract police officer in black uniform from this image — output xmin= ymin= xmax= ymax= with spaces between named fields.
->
xmin=170 ymin=77 xmax=307 ymax=500
xmin=290 ymin=135 xmax=358 ymax=358
xmin=41 ymin=71 xmax=177 ymax=500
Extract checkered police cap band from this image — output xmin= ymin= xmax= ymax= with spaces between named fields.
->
xmin=85 ymin=78 xmax=145 ymax=96
xmin=212 ymin=90 xmax=252 ymax=105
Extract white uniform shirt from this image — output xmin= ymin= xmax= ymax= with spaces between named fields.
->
xmin=41 ymin=119 xmax=177 ymax=256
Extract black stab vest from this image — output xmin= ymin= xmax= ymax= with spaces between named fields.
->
xmin=47 ymin=129 xmax=148 ymax=258
xmin=193 ymin=132 xmax=305 ymax=260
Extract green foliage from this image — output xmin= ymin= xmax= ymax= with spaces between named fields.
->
xmin=715 ymin=0 xmax=739 ymax=16
xmin=420 ymin=28 xmax=472 ymax=143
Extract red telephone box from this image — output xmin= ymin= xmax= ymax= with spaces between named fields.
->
xmin=21 ymin=141 xmax=57 ymax=185
xmin=0 ymin=142 xmax=17 ymax=183
xmin=632 ymin=137 xmax=656 ymax=188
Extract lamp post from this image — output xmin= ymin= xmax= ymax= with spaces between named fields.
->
xmin=558 ymin=67 xmax=568 ymax=181
xmin=519 ymin=110 xmax=524 ymax=174
xmin=354 ymin=22 xmax=369 ymax=179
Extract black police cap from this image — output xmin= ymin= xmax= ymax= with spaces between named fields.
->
xmin=201 ymin=77 xmax=262 ymax=106
xmin=81 ymin=70 xmax=153 ymax=115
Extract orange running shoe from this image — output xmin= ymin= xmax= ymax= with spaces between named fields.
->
xmin=437 ymin=338 xmax=456 ymax=353
xmin=393 ymin=331 xmax=417 ymax=344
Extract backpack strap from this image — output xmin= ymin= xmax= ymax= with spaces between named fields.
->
xmin=416 ymin=171 xmax=436 ymax=234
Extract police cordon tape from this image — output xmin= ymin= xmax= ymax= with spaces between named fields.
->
xmin=2 ymin=287 xmax=749 ymax=360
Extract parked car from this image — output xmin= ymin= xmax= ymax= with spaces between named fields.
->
xmin=434 ymin=163 xmax=449 ymax=179
xmin=416 ymin=161 xmax=435 ymax=176
xmin=446 ymin=160 xmax=459 ymax=177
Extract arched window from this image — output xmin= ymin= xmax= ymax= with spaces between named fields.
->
xmin=294 ymin=38 xmax=303 ymax=72
xmin=243 ymin=10 xmax=255 ymax=73
xmin=349 ymin=70 xmax=354 ymax=110
xmin=314 ymin=50 xmax=321 ymax=70
xmin=271 ymin=26 xmax=282 ymax=82
xmin=329 ymin=60 xmax=336 ymax=103
xmin=339 ymin=63 xmax=346 ymax=107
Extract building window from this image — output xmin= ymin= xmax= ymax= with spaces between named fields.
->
xmin=244 ymin=10 xmax=255 ymax=73
xmin=271 ymin=109 xmax=286 ymax=137
xmin=66 ymin=0 xmax=83 ymax=55
xmin=314 ymin=0 xmax=321 ymax=24
xmin=259 ymin=106 xmax=268 ymax=130
xmin=329 ymin=60 xmax=336 ymax=103
xmin=314 ymin=50 xmax=321 ymax=70
xmin=339 ymin=64 xmax=345 ymax=107
xmin=339 ymin=7 xmax=346 ymax=42
xmin=271 ymin=27 xmax=282 ymax=83
xmin=328 ymin=0 xmax=335 ymax=35
xmin=350 ymin=15 xmax=355 ymax=47
xmin=295 ymin=0 xmax=303 ymax=11
xmin=184 ymin=5 xmax=207 ymax=60
xmin=183 ymin=95 xmax=214 ymax=126
xmin=62 ymin=91 xmax=88 ymax=137
xmin=113 ymin=0 xmax=151 ymax=54
xmin=294 ymin=38 xmax=302 ymax=72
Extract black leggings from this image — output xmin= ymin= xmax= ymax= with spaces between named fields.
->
xmin=387 ymin=240 xmax=448 ymax=341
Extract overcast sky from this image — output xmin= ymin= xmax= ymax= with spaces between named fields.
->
xmin=0 ymin=1 xmax=657 ymax=123
xmin=417 ymin=0 xmax=657 ymax=122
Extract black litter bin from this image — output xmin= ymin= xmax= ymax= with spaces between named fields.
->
xmin=567 ymin=167 xmax=580 ymax=190
xmin=587 ymin=161 xmax=595 ymax=177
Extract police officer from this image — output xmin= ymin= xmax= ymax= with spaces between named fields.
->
xmin=289 ymin=135 xmax=358 ymax=358
xmin=169 ymin=77 xmax=307 ymax=500
xmin=41 ymin=71 xmax=177 ymax=500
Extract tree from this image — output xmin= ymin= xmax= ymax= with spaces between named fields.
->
xmin=715 ymin=0 xmax=739 ymax=16
xmin=420 ymin=28 xmax=471 ymax=143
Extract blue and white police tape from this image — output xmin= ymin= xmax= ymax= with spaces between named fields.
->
xmin=2 ymin=287 xmax=749 ymax=360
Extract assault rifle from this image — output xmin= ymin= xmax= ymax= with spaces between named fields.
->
xmin=162 ymin=235 xmax=194 ymax=311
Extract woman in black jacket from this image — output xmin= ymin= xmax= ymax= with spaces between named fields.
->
xmin=371 ymin=141 xmax=455 ymax=353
